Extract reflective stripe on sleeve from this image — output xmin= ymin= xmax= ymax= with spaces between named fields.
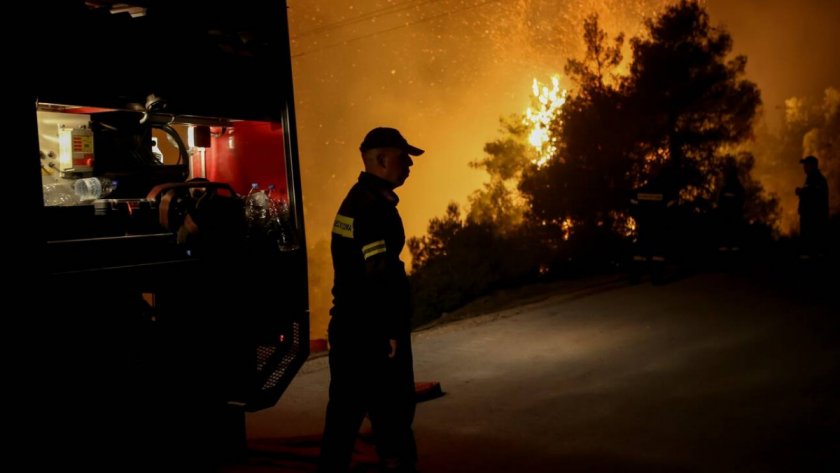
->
xmin=333 ymin=214 xmax=354 ymax=238
xmin=362 ymin=240 xmax=387 ymax=259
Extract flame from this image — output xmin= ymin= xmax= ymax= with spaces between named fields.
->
xmin=524 ymin=75 xmax=568 ymax=168
xmin=561 ymin=216 xmax=574 ymax=240
xmin=645 ymin=147 xmax=668 ymax=163
xmin=610 ymin=211 xmax=636 ymax=238
xmin=624 ymin=216 xmax=637 ymax=235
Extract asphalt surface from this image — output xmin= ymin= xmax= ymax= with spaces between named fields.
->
xmin=233 ymin=265 xmax=840 ymax=472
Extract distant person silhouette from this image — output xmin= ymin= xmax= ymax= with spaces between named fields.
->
xmin=629 ymin=163 xmax=678 ymax=283
xmin=716 ymin=159 xmax=745 ymax=253
xmin=795 ymin=155 xmax=829 ymax=258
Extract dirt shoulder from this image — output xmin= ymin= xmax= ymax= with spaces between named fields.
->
xmin=414 ymin=273 xmax=628 ymax=334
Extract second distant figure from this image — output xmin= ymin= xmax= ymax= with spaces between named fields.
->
xmin=716 ymin=159 xmax=745 ymax=252
xmin=795 ymin=155 xmax=829 ymax=258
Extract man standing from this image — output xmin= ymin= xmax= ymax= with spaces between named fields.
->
xmin=319 ymin=127 xmax=423 ymax=473
xmin=716 ymin=159 xmax=745 ymax=252
xmin=795 ymin=155 xmax=829 ymax=258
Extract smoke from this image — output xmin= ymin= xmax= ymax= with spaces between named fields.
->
xmin=289 ymin=0 xmax=667 ymax=338
xmin=802 ymin=88 xmax=840 ymax=212
xmin=704 ymin=0 xmax=840 ymax=128
xmin=751 ymin=87 xmax=840 ymax=234
xmin=289 ymin=0 xmax=840 ymax=338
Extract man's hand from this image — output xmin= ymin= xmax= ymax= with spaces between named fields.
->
xmin=388 ymin=339 xmax=398 ymax=358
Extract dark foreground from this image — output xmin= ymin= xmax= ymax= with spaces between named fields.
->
xmin=236 ymin=258 xmax=840 ymax=472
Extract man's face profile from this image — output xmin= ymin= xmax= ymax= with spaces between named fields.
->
xmin=379 ymin=148 xmax=414 ymax=187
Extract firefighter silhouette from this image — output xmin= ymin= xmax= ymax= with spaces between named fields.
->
xmin=715 ymin=159 xmax=745 ymax=253
xmin=796 ymin=155 xmax=829 ymax=259
xmin=629 ymin=164 xmax=678 ymax=283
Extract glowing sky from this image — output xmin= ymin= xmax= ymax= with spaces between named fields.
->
xmin=290 ymin=0 xmax=838 ymax=242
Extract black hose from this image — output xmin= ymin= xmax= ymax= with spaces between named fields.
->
xmin=152 ymin=123 xmax=189 ymax=166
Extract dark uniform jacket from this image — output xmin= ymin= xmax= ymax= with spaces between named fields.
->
xmin=798 ymin=170 xmax=829 ymax=222
xmin=330 ymin=172 xmax=411 ymax=340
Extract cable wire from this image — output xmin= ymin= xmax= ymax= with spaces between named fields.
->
xmin=292 ymin=0 xmax=444 ymax=39
xmin=292 ymin=0 xmax=502 ymax=58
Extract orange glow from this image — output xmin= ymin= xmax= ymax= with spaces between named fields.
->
xmin=611 ymin=211 xmax=636 ymax=238
xmin=679 ymin=186 xmax=701 ymax=203
xmin=288 ymin=0 xmax=840 ymax=338
xmin=625 ymin=216 xmax=637 ymax=235
xmin=561 ymin=217 xmax=574 ymax=240
xmin=644 ymin=147 xmax=668 ymax=163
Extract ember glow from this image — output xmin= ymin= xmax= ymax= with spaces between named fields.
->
xmin=525 ymin=75 xmax=567 ymax=168
xmin=609 ymin=210 xmax=637 ymax=238
xmin=561 ymin=217 xmax=574 ymax=240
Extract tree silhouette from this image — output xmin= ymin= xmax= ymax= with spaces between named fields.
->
xmin=408 ymin=1 xmax=779 ymax=325
xmin=626 ymin=0 xmax=761 ymax=202
xmin=519 ymin=13 xmax=634 ymax=246
xmin=466 ymin=117 xmax=532 ymax=232
xmin=407 ymin=203 xmax=544 ymax=326
xmin=520 ymin=0 xmax=767 ymax=250
xmin=564 ymin=13 xmax=624 ymax=94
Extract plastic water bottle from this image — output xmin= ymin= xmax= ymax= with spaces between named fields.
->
xmin=244 ymin=182 xmax=267 ymax=231
xmin=276 ymin=198 xmax=299 ymax=251
xmin=265 ymin=184 xmax=278 ymax=219
xmin=265 ymin=184 xmax=283 ymax=243
xmin=74 ymin=177 xmax=118 ymax=201
xmin=43 ymin=182 xmax=80 ymax=206
xmin=266 ymin=183 xmax=299 ymax=251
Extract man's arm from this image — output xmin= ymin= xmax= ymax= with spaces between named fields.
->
xmin=363 ymin=244 xmax=410 ymax=340
xmin=356 ymin=213 xmax=411 ymax=344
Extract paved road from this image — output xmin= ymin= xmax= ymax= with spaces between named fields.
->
xmin=239 ymin=267 xmax=840 ymax=472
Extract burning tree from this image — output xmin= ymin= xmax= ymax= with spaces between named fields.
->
xmin=408 ymin=0 xmax=780 ymax=326
xmin=624 ymin=0 xmax=761 ymax=207
xmin=466 ymin=76 xmax=569 ymax=233
xmin=519 ymin=12 xmax=632 ymax=252
xmin=519 ymin=0 xmax=775 ymax=255
xmin=406 ymin=82 xmax=565 ymax=326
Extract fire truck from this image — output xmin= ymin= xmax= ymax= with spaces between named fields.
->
xmin=21 ymin=1 xmax=308 ymax=469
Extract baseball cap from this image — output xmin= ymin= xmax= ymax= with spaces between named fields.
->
xmin=359 ymin=127 xmax=424 ymax=156
xmin=799 ymin=155 xmax=818 ymax=164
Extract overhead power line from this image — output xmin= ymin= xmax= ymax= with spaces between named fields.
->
xmin=292 ymin=0 xmax=444 ymax=39
xmin=292 ymin=0 xmax=502 ymax=58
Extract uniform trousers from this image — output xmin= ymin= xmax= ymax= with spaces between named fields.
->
xmin=318 ymin=317 xmax=416 ymax=472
